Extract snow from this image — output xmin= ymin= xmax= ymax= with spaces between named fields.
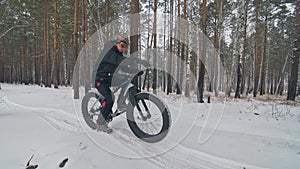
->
xmin=0 ymin=83 xmax=300 ymax=169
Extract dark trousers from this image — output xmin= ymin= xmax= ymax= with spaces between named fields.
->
xmin=95 ymin=80 xmax=114 ymax=125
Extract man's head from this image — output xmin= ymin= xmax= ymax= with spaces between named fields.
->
xmin=115 ymin=35 xmax=129 ymax=53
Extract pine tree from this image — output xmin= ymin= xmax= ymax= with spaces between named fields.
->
xmin=167 ymin=0 xmax=174 ymax=95
xmin=197 ymin=0 xmax=207 ymax=103
xmin=152 ymin=0 xmax=158 ymax=94
xmin=43 ymin=0 xmax=50 ymax=87
xmin=287 ymin=1 xmax=300 ymax=101
xmin=241 ymin=0 xmax=250 ymax=95
xmin=253 ymin=0 xmax=260 ymax=97
xmin=130 ymin=0 xmax=140 ymax=87
xmin=83 ymin=0 xmax=90 ymax=93
xmin=73 ymin=0 xmax=79 ymax=99
xmin=1 ymin=25 xmax=4 ymax=83
xmin=53 ymin=0 xmax=59 ymax=89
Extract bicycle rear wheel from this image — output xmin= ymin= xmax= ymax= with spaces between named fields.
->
xmin=127 ymin=92 xmax=171 ymax=143
xmin=81 ymin=92 xmax=103 ymax=130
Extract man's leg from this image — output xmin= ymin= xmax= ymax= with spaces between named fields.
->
xmin=95 ymin=82 xmax=114 ymax=125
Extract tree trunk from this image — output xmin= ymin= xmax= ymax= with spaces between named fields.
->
xmin=197 ymin=0 xmax=207 ymax=103
xmin=143 ymin=0 xmax=151 ymax=92
xmin=105 ymin=0 xmax=110 ymax=36
xmin=130 ymin=0 xmax=140 ymax=87
xmin=83 ymin=0 xmax=90 ymax=93
xmin=167 ymin=0 xmax=174 ymax=95
xmin=43 ymin=0 xmax=50 ymax=87
xmin=152 ymin=0 xmax=158 ymax=94
xmin=28 ymin=50 xmax=33 ymax=84
xmin=229 ymin=6 xmax=241 ymax=97
xmin=1 ymin=25 xmax=4 ymax=83
xmin=287 ymin=1 xmax=300 ymax=100
xmin=270 ymin=65 xmax=274 ymax=95
xmin=53 ymin=0 xmax=59 ymax=88
xmin=212 ymin=0 xmax=221 ymax=97
xmin=176 ymin=0 xmax=182 ymax=95
xmin=162 ymin=2 xmax=167 ymax=93
xmin=183 ymin=0 xmax=189 ymax=97
xmin=73 ymin=0 xmax=80 ymax=99
xmin=260 ymin=15 xmax=268 ymax=95
xmin=235 ymin=57 xmax=241 ymax=98
xmin=34 ymin=35 xmax=41 ymax=85
xmin=253 ymin=0 xmax=260 ymax=97
xmin=22 ymin=28 xmax=28 ymax=85
xmin=241 ymin=0 xmax=249 ymax=95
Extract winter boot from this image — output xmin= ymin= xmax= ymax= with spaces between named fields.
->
xmin=96 ymin=123 xmax=113 ymax=133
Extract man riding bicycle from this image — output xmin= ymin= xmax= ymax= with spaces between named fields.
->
xmin=94 ymin=35 xmax=148 ymax=133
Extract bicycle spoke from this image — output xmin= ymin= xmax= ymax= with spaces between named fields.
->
xmin=140 ymin=122 xmax=155 ymax=135
xmin=149 ymin=121 xmax=159 ymax=133
xmin=133 ymin=99 xmax=163 ymax=135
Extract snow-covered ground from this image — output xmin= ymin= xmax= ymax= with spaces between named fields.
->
xmin=0 ymin=83 xmax=299 ymax=169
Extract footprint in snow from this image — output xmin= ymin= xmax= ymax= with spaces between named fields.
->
xmin=78 ymin=142 xmax=87 ymax=151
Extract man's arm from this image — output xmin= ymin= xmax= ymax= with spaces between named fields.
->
xmin=119 ymin=57 xmax=150 ymax=74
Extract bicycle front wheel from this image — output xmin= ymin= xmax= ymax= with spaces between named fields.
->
xmin=127 ymin=92 xmax=171 ymax=143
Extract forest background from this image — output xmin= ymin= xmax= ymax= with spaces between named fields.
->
xmin=0 ymin=0 xmax=299 ymax=102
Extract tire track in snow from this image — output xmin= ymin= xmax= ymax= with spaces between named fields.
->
xmin=2 ymin=96 xmax=83 ymax=133
xmin=107 ymin=120 xmax=267 ymax=169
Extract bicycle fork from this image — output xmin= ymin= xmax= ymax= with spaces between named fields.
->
xmin=129 ymin=88 xmax=151 ymax=121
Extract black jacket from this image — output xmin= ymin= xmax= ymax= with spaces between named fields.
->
xmin=94 ymin=41 xmax=137 ymax=85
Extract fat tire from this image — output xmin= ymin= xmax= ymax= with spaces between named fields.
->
xmin=127 ymin=93 xmax=171 ymax=143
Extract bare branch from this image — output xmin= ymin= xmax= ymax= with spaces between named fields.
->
xmin=0 ymin=24 xmax=28 ymax=38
